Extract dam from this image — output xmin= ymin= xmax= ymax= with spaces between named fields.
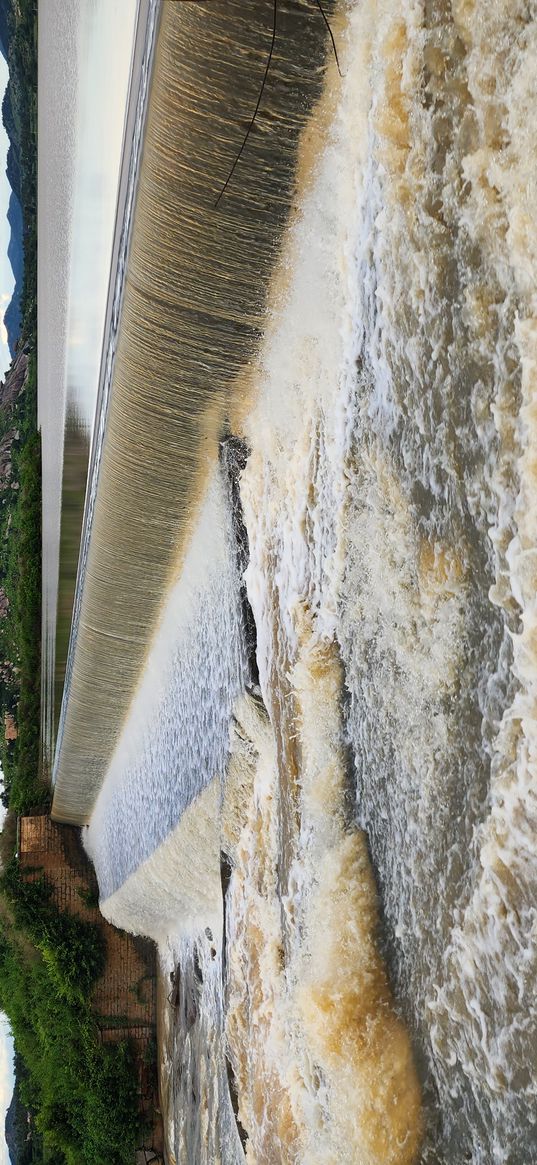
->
xmin=39 ymin=2 xmax=537 ymax=1163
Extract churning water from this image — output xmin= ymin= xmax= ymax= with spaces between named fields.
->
xmin=51 ymin=1 xmax=537 ymax=1162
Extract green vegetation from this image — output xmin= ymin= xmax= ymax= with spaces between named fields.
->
xmin=0 ymin=862 xmax=142 ymax=1163
xmin=76 ymin=883 xmax=100 ymax=911
xmin=0 ymin=0 xmax=45 ymax=813
xmin=0 ymin=352 xmax=46 ymax=812
xmin=2 ymin=859 xmax=106 ymax=1001
xmin=0 ymin=863 xmax=139 ymax=1164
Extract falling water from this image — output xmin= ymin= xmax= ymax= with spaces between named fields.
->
xmin=85 ymin=471 xmax=245 ymax=924
xmin=52 ymin=0 xmax=333 ymax=824
xmin=49 ymin=1 xmax=537 ymax=1162
xmin=38 ymin=0 xmax=143 ymax=763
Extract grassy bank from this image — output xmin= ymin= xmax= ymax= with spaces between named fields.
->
xmin=0 ymin=0 xmax=44 ymax=814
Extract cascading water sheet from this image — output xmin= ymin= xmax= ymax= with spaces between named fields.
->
xmin=52 ymin=0 xmax=333 ymax=825
xmin=68 ymin=1 xmax=537 ymax=1162
xmin=85 ymin=472 xmax=245 ymax=921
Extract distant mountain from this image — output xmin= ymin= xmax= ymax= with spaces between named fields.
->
xmin=2 ymin=86 xmax=21 ymax=203
xmin=4 ymin=189 xmax=22 ymax=354
xmin=7 ymin=189 xmax=21 ymax=284
xmin=0 ymin=0 xmax=10 ymax=64
xmin=0 ymin=1 xmax=23 ymax=355
xmin=4 ymin=1080 xmax=27 ymax=1165
xmin=4 ymin=1053 xmax=35 ymax=1165
xmin=4 ymin=1086 xmax=17 ymax=1164
xmin=5 ymin=1082 xmax=32 ymax=1165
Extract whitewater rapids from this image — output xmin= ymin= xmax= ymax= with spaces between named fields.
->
xmin=83 ymin=2 xmax=537 ymax=1162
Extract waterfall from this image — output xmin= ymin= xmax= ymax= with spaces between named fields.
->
xmin=51 ymin=0 xmax=333 ymax=823
xmin=46 ymin=1 xmax=537 ymax=1161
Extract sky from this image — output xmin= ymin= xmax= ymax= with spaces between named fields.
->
xmin=0 ymin=52 xmax=16 ymax=381
xmin=0 ymin=49 xmax=17 ymax=1162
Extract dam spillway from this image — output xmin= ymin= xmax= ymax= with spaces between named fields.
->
xmin=51 ymin=0 xmax=335 ymax=824
xmin=42 ymin=1 xmax=537 ymax=1162
xmin=38 ymin=0 xmax=142 ymax=768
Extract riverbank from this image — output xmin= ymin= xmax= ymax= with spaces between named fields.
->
xmin=0 ymin=0 xmax=44 ymax=815
xmin=0 ymin=816 xmax=158 ymax=1163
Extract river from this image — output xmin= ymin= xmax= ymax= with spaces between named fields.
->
xmin=43 ymin=2 xmax=537 ymax=1163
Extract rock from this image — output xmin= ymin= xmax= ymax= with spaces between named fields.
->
xmin=0 ymin=347 xmax=27 ymax=410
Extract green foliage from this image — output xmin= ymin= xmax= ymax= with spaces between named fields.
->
xmin=0 ymin=806 xmax=17 ymax=864
xmin=84 ymin=1042 xmax=139 ymax=1165
xmin=0 ymin=0 xmax=45 ymax=815
xmin=0 ymin=355 xmax=47 ymax=813
xmin=37 ymin=911 xmax=106 ymax=1004
xmin=1 ymin=859 xmax=105 ymax=1001
xmin=76 ymin=883 xmax=100 ymax=910
xmin=0 ymin=860 xmax=141 ymax=1163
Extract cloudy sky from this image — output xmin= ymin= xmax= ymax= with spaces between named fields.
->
xmin=0 ymin=52 xmax=16 ymax=381
xmin=0 ymin=48 xmax=17 ymax=1161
